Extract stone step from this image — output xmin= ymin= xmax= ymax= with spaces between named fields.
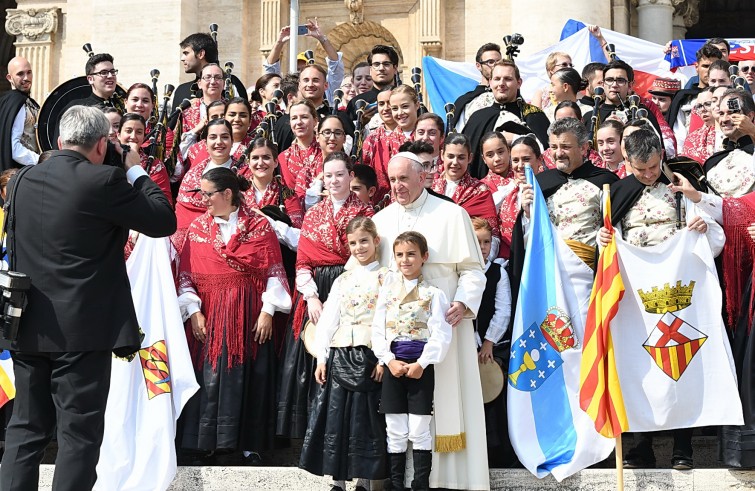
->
xmin=25 ymin=465 xmax=755 ymax=490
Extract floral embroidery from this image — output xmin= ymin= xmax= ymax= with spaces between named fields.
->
xmin=707 ymin=149 xmax=755 ymax=198
xmin=621 ymin=183 xmax=684 ymax=247
xmin=547 ymin=178 xmax=602 ymax=246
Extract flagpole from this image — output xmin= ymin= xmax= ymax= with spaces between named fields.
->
xmin=615 ymin=431 xmax=624 ymax=490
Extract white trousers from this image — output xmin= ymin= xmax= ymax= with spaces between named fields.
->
xmin=385 ymin=413 xmax=433 ymax=453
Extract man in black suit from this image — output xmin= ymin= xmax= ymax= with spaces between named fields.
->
xmin=0 ymin=105 xmax=176 ymax=491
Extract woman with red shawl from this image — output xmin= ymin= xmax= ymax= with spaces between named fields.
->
xmin=479 ymin=131 xmax=517 ymax=258
xmin=277 ymin=152 xmax=374 ymax=439
xmin=177 ymin=167 xmax=291 ymax=465
xmin=671 ymin=175 xmax=755 ymax=468
xmin=117 ymin=113 xmax=172 ymax=204
xmin=361 ymin=85 xmax=420 ymax=206
xmin=277 ymin=100 xmax=321 ymax=192
xmin=125 ymin=83 xmax=176 ymax=160
xmin=299 ymin=115 xmax=348 ymax=208
xmin=173 ymin=119 xmax=249 ymax=253
xmin=431 ymin=133 xmax=500 ymax=257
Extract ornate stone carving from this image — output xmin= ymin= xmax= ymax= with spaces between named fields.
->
xmin=5 ymin=8 xmax=59 ymax=43
xmin=314 ymin=21 xmax=403 ymax=72
xmin=345 ymin=0 xmax=365 ymax=24
xmin=673 ymin=0 xmax=700 ymax=28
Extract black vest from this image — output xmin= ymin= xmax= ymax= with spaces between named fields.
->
xmin=475 ymin=262 xmax=501 ymax=341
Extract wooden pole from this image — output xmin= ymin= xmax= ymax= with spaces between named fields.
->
xmin=615 ymin=434 xmax=625 ymax=491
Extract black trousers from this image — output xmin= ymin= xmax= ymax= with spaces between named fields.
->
xmin=0 ymin=350 xmax=112 ymax=491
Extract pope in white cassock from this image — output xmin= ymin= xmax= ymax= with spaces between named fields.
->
xmin=371 ymin=151 xmax=490 ymax=490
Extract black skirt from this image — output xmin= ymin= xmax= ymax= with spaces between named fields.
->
xmin=276 ymin=264 xmax=344 ymax=438
xmin=179 ymin=339 xmax=278 ymax=452
xmin=299 ymin=346 xmax=387 ymax=480
xmin=720 ymin=277 xmax=755 ymax=468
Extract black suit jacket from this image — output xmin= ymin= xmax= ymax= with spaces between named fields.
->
xmin=0 ymin=150 xmax=176 ymax=355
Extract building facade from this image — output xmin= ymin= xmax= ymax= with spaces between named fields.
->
xmin=0 ymin=0 xmax=744 ymax=103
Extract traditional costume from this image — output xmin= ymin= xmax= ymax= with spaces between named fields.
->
xmin=276 ymin=193 xmax=374 ymax=438
xmin=694 ymin=192 xmax=755 ymax=467
xmin=432 ymin=172 xmax=500 ymax=244
xmin=371 ymin=272 xmax=452 ymax=491
xmin=0 ymin=88 xmax=39 ymax=169
xmin=681 ymin=124 xmax=716 ymax=165
xmin=299 ymin=261 xmax=389 ymax=482
xmin=138 ymin=151 xmax=173 ymax=205
xmin=362 ymin=127 xmax=411 ymax=206
xmin=610 ymin=175 xmax=724 ymax=468
xmin=462 ymin=100 xmax=550 ymax=179
xmin=481 ymin=172 xmax=518 ymax=258
xmin=704 ymin=136 xmax=755 ymax=198
xmin=542 ymin=147 xmax=603 ymax=172
xmin=177 ymin=205 xmax=291 ymax=454
xmin=277 ymin=139 xmax=322 ymax=194
xmin=451 ymin=86 xmax=494 ymax=132
xmin=372 ymin=189 xmax=489 ymax=490
xmin=172 ymin=157 xmax=250 ymax=253
xmin=536 ymin=162 xmax=619 ymax=266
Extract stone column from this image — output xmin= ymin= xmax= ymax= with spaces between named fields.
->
xmin=5 ymin=7 xmax=59 ymax=102
xmin=633 ymin=0 xmax=674 ymax=45
xmin=260 ymin=0 xmax=281 ymax=59
xmin=419 ymin=0 xmax=442 ymax=58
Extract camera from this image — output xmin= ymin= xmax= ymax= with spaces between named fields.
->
xmin=0 ymin=271 xmax=31 ymax=342
xmin=104 ymin=141 xmax=130 ymax=170
xmin=727 ymin=97 xmax=742 ymax=114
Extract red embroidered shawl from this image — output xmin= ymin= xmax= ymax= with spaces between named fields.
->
xmin=682 ymin=125 xmax=716 ymax=165
xmin=361 ymin=127 xmax=411 ymax=206
xmin=277 ymin=139 xmax=322 ymax=193
xmin=250 ymin=176 xmax=304 ymax=228
xmin=482 ymin=171 xmax=518 ymax=259
xmin=722 ymin=193 xmax=755 ymax=332
xmin=431 ymin=172 xmax=500 ymax=240
xmin=178 ymin=205 xmax=288 ymax=368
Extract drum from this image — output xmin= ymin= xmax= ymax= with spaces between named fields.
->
xmin=478 ymin=359 xmax=504 ymax=404
xmin=37 ymin=76 xmax=127 ymax=151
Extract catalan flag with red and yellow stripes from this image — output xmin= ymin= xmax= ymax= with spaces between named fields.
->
xmin=579 ymin=192 xmax=629 ymax=438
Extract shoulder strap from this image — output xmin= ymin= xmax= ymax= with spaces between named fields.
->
xmin=2 ymin=165 xmax=34 ymax=266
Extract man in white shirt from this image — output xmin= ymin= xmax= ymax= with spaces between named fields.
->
xmin=0 ymin=56 xmax=40 ymax=169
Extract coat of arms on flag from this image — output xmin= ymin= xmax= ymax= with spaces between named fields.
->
xmin=139 ymin=340 xmax=171 ymax=399
xmin=638 ymin=281 xmax=707 ymax=381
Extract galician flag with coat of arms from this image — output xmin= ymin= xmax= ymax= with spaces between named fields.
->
xmin=507 ymin=166 xmax=613 ymax=481
xmin=609 ymin=229 xmax=742 ymax=430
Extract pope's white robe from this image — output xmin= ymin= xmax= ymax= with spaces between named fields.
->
xmin=372 ymin=189 xmax=490 ymax=490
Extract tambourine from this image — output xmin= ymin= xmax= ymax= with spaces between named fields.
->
xmin=478 ymin=359 xmax=504 ymax=404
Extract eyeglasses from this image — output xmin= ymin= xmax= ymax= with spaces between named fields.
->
xmin=371 ymin=62 xmax=394 ymax=69
xmin=604 ymin=77 xmax=629 ymax=86
xmin=479 ymin=59 xmax=499 ymax=67
xmin=192 ymin=189 xmax=222 ymax=199
xmin=554 ymin=62 xmax=574 ymax=69
xmin=740 ymin=66 xmax=753 ymax=73
xmin=694 ymin=101 xmax=714 ymax=111
xmin=92 ymin=69 xmax=118 ymax=78
xmin=423 ymin=161 xmax=438 ymax=171
xmin=202 ymin=75 xmax=224 ymax=82
xmin=320 ymin=129 xmax=345 ymax=138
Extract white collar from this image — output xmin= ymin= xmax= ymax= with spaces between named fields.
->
xmin=213 ymin=208 xmax=239 ymax=225
xmin=402 ymin=189 xmax=429 ymax=211
xmin=356 ymin=260 xmax=380 ymax=271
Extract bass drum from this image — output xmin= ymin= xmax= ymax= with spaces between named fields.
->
xmin=36 ymin=76 xmax=127 ymax=151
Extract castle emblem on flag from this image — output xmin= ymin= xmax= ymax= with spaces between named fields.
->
xmin=139 ymin=340 xmax=172 ymax=399
xmin=638 ymin=281 xmax=707 ymax=381
xmin=509 ymin=306 xmax=576 ymax=392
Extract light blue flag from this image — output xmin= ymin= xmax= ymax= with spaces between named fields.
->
xmin=507 ymin=166 xmax=613 ymax=481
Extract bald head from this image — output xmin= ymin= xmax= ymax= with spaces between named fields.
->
xmin=387 ymin=155 xmax=427 ymax=205
xmin=6 ymin=57 xmax=33 ymax=94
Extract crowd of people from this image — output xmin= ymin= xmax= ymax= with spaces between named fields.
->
xmin=1 ymin=17 xmax=755 ymax=491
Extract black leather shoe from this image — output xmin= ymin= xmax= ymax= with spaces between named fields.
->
xmin=241 ymin=451 xmax=264 ymax=466
xmin=672 ymin=458 xmax=693 ymax=470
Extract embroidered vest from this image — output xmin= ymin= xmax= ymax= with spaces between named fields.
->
xmin=621 ymin=183 xmax=685 ymax=248
xmin=330 ymin=266 xmax=387 ymax=348
xmin=383 ymin=276 xmax=433 ymax=344
xmin=21 ymin=98 xmax=39 ymax=154
xmin=708 ymin=149 xmax=755 ymax=198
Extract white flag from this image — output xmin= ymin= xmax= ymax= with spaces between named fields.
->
xmin=612 ymin=229 xmax=743 ymax=430
xmin=95 ymin=236 xmax=199 ymax=491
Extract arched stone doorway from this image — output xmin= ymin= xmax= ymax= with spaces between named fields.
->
xmin=314 ymin=20 xmax=404 ymax=73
